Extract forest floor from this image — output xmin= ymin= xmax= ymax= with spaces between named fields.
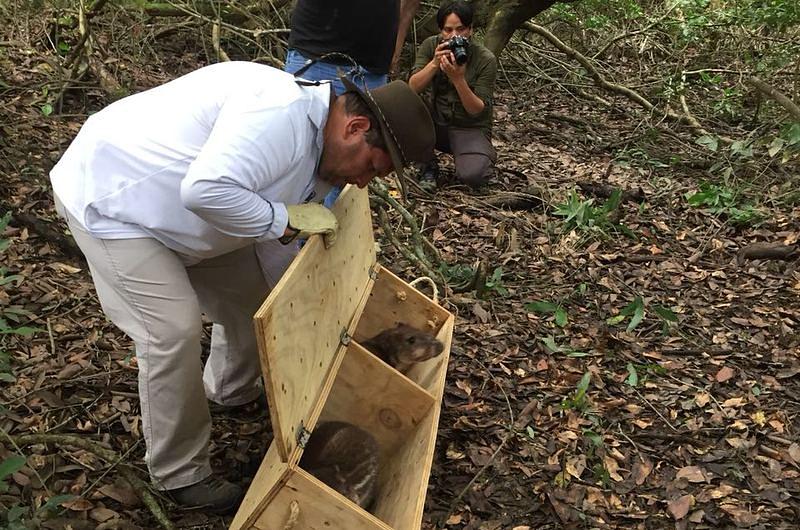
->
xmin=2 ymin=17 xmax=800 ymax=530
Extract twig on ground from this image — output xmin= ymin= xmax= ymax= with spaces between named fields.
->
xmin=8 ymin=433 xmax=174 ymax=530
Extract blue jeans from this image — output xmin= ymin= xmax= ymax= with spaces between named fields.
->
xmin=284 ymin=49 xmax=388 ymax=207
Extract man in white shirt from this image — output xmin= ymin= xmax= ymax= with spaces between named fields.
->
xmin=50 ymin=61 xmax=434 ymax=513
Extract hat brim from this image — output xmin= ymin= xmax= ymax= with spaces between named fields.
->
xmin=340 ymin=77 xmax=405 ymax=175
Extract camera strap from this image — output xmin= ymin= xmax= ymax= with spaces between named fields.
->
xmin=292 ymin=52 xmax=366 ymax=90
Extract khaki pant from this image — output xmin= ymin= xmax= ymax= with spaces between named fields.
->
xmin=435 ymin=124 xmax=496 ymax=187
xmin=58 ymin=199 xmax=268 ymax=490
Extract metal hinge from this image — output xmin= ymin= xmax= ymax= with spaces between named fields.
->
xmin=297 ymin=421 xmax=312 ymax=449
xmin=340 ymin=329 xmax=351 ymax=346
xmin=369 ymin=263 xmax=379 ymax=280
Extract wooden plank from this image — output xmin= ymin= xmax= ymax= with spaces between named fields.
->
xmin=403 ymin=314 xmax=455 ymax=396
xmin=252 ymin=468 xmax=390 ymax=530
xmin=318 ymin=342 xmax=435 ymax=460
xmin=353 ymin=265 xmax=451 ymax=343
xmin=229 ymin=442 xmax=291 ymax=530
xmin=254 ymin=185 xmax=376 ymax=461
xmin=372 ymin=315 xmax=454 ymax=530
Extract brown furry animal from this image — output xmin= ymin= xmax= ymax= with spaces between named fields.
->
xmin=299 ymin=421 xmax=380 ymax=510
xmin=361 ymin=324 xmax=444 ymax=374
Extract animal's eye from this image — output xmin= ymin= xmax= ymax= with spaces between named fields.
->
xmin=407 ymin=336 xmax=416 ymax=344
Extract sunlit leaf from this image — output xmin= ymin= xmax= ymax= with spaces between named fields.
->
xmin=555 ymin=306 xmax=568 ymax=327
xmin=0 ymin=455 xmax=26 ymax=481
xmin=525 ymin=300 xmax=557 ymax=313
xmin=695 ymin=134 xmax=718 ymax=152
xmin=626 ymin=363 xmax=639 ymax=387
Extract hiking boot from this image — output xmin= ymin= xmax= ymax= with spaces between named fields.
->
xmin=418 ymin=160 xmax=439 ymax=191
xmin=169 ymin=475 xmax=244 ymax=514
xmin=209 ymin=392 xmax=268 ymax=417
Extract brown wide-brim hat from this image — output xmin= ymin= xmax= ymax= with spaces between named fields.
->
xmin=341 ymin=77 xmax=435 ymax=174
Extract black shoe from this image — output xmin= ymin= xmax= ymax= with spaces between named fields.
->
xmin=418 ymin=161 xmax=439 ymax=191
xmin=169 ymin=475 xmax=243 ymax=514
xmin=209 ymin=393 xmax=268 ymax=417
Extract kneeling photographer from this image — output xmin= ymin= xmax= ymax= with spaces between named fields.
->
xmin=409 ymin=1 xmax=497 ymax=190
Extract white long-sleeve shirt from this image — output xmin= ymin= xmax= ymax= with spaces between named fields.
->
xmin=50 ymin=61 xmax=332 ymax=264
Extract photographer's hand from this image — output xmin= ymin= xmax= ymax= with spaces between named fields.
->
xmin=439 ymin=53 xmax=466 ymax=82
xmin=432 ymin=41 xmax=454 ymax=67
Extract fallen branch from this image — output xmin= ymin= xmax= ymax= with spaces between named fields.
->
xmin=374 ymin=204 xmax=444 ymax=289
xmin=748 ymin=76 xmax=800 ymax=121
xmin=737 ymin=242 xmax=799 ymax=265
xmin=475 ymin=187 xmax=544 ymax=210
xmin=8 ymin=434 xmax=174 ymax=530
xmin=522 ymin=22 xmax=726 ymax=139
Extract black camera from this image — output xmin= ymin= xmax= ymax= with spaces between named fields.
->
xmin=444 ymin=35 xmax=470 ymax=65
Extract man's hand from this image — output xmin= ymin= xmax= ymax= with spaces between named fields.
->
xmin=284 ymin=203 xmax=338 ymax=248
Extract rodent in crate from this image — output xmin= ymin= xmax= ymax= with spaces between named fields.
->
xmin=299 ymin=421 xmax=380 ymax=510
xmin=361 ymin=324 xmax=444 ymax=374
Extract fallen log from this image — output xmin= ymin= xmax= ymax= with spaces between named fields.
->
xmin=736 ymin=242 xmax=799 ymax=265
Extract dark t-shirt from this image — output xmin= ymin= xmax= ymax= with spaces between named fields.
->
xmin=288 ymin=0 xmax=399 ymax=75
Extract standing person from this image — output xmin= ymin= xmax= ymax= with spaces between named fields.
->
xmin=283 ymin=0 xmax=421 ymax=208
xmin=254 ymin=0 xmax=423 ymax=299
xmin=284 ymin=0 xmax=421 ymax=95
xmin=409 ymin=1 xmax=498 ymax=190
xmin=49 ymin=61 xmax=434 ymax=514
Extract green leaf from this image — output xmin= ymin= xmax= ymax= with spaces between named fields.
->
xmin=0 ymin=326 xmax=40 ymax=336
xmin=41 ymin=103 xmax=53 ymax=117
xmin=783 ymin=122 xmax=800 ymax=146
xmin=730 ymin=140 xmax=754 ymax=158
xmin=0 ymin=274 xmax=22 ymax=286
xmin=653 ymin=305 xmax=678 ymax=322
xmin=576 ymin=372 xmax=591 ymax=397
xmin=695 ymin=134 xmax=719 ymax=152
xmin=606 ymin=314 xmax=626 ymax=325
xmin=526 ymin=426 xmax=535 ymax=439
xmin=566 ymin=351 xmax=590 ymax=357
xmin=0 ymin=373 xmax=16 ymax=383
xmin=525 ymin=300 xmax=558 ymax=313
xmin=627 ymin=297 xmax=645 ymax=332
xmin=0 ymin=212 xmax=11 ymax=232
xmin=768 ymin=137 xmax=786 ymax=157
xmin=541 ymin=336 xmax=561 ymax=353
xmin=555 ymin=306 xmax=568 ymax=327
xmin=584 ymin=429 xmax=603 ymax=447
xmin=626 ymin=362 xmax=639 ymax=387
xmin=0 ymin=455 xmax=27 ymax=481
xmin=39 ymin=494 xmax=76 ymax=514
xmin=601 ymin=189 xmax=623 ymax=213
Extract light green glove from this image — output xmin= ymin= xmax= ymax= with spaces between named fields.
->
xmin=284 ymin=203 xmax=339 ymax=248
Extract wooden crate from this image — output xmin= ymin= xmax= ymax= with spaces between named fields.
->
xmin=230 ymin=186 xmax=454 ymax=530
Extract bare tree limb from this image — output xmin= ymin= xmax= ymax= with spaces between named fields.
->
xmin=748 ymin=76 xmax=800 ymax=121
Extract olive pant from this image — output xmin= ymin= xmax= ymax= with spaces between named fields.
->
xmin=57 ymin=198 xmax=267 ymax=490
xmin=434 ymin=123 xmax=496 ymax=187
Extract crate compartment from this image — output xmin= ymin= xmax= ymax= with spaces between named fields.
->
xmin=353 ymin=265 xmax=451 ymax=393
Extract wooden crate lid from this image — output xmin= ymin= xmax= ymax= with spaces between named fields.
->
xmin=253 ymin=186 xmax=376 ymax=462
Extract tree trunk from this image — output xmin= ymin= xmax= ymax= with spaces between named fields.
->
xmin=484 ymin=0 xmax=568 ymax=57
xmin=410 ymin=0 xmax=578 ymax=58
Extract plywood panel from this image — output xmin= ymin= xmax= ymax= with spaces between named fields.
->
xmin=403 ymin=315 xmax=455 ymax=395
xmin=372 ymin=315 xmax=454 ymax=530
xmin=229 ymin=443 xmax=290 ymax=530
xmin=354 ymin=265 xmax=451 ymax=343
xmin=254 ymin=186 xmax=376 ymax=461
xmin=252 ymin=468 xmax=390 ymax=530
xmin=318 ymin=342 xmax=434 ymax=460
